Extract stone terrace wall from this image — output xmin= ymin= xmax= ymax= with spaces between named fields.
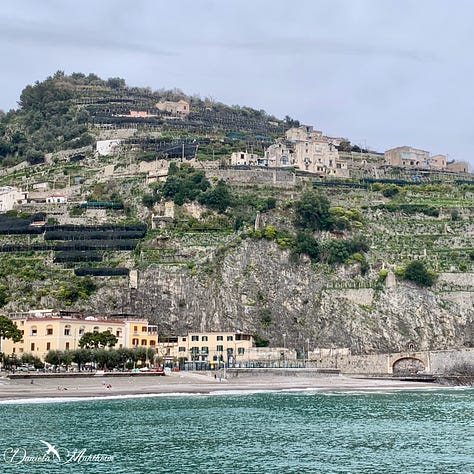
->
xmin=210 ymin=168 xmax=296 ymax=187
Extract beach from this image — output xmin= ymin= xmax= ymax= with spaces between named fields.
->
xmin=0 ymin=371 xmax=441 ymax=400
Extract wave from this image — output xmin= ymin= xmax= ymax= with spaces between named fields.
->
xmin=0 ymin=383 xmax=466 ymax=405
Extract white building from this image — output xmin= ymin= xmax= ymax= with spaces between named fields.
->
xmin=0 ymin=186 xmax=27 ymax=212
xmin=46 ymin=194 xmax=68 ymax=204
xmin=96 ymin=139 xmax=121 ymax=156
xmin=230 ymin=151 xmax=267 ymax=166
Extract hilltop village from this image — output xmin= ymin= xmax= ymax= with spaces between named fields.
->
xmin=0 ymin=72 xmax=473 ymax=377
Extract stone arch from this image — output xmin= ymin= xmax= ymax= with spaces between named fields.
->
xmin=392 ymin=356 xmax=426 ymax=375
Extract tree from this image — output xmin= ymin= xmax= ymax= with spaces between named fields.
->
xmin=403 ymin=260 xmax=437 ymax=287
xmin=0 ymin=315 xmax=22 ymax=343
xmin=337 ymin=139 xmax=352 ymax=152
xmin=44 ymin=350 xmax=62 ymax=370
xmin=292 ymin=232 xmax=320 ymax=260
xmin=20 ymin=353 xmax=43 ymax=369
xmin=198 ymin=180 xmax=231 ymax=212
xmin=72 ymin=348 xmax=92 ymax=371
xmin=162 ymin=163 xmax=210 ymax=205
xmin=79 ymin=330 xmax=118 ymax=349
xmin=294 ymin=190 xmax=331 ymax=232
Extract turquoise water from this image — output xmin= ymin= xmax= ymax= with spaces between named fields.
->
xmin=0 ymin=388 xmax=473 ymax=473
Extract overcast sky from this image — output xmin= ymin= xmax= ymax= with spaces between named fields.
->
xmin=1 ymin=0 xmax=473 ymax=167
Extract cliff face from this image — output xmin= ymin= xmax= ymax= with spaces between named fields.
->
xmin=86 ymin=239 xmax=474 ymax=354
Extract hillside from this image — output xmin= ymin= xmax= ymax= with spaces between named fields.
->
xmin=0 ymin=72 xmax=473 ymax=355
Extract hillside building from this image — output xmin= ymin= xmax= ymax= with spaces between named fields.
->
xmin=0 ymin=186 xmax=27 ymax=212
xmin=264 ymin=126 xmax=349 ymax=176
xmin=230 ymin=151 xmax=266 ymax=166
xmin=384 ymin=146 xmax=432 ymax=168
xmin=96 ymin=139 xmax=121 ymax=156
xmin=447 ymin=160 xmax=469 ymax=173
xmin=155 ymin=100 xmax=190 ymax=116
xmin=384 ymin=146 xmax=469 ymax=172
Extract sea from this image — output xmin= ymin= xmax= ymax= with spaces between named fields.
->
xmin=0 ymin=387 xmax=473 ymax=473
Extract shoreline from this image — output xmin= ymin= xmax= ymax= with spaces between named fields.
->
xmin=0 ymin=372 xmax=448 ymax=402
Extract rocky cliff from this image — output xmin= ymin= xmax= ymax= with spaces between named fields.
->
xmin=85 ymin=238 xmax=474 ymax=354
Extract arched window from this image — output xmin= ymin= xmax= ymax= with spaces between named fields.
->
xmin=46 ymin=325 xmax=53 ymax=336
xmin=93 ymin=326 xmax=99 ymax=333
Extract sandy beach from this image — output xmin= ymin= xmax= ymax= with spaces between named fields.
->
xmin=0 ymin=372 xmax=442 ymax=401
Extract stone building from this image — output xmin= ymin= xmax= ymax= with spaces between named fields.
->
xmin=447 ymin=160 xmax=469 ymax=173
xmin=264 ymin=125 xmax=348 ymax=176
xmin=384 ymin=146 xmax=431 ymax=168
xmin=384 ymin=146 xmax=470 ymax=172
xmin=155 ymin=100 xmax=190 ymax=116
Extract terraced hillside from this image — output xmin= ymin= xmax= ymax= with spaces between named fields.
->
xmin=0 ymin=73 xmax=472 ymax=353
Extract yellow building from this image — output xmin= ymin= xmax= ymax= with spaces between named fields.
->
xmin=156 ymin=332 xmax=254 ymax=369
xmin=1 ymin=310 xmax=158 ymax=361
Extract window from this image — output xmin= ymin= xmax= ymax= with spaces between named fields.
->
xmin=227 ymin=336 xmax=233 ymax=341
xmin=190 ymin=347 xmax=199 ymax=354
xmin=65 ymin=342 xmax=70 ymax=350
xmin=132 ymin=338 xmax=139 ymax=346
xmin=64 ymin=325 xmax=71 ymax=336
xmin=134 ymin=326 xmax=138 ymax=333
xmin=191 ymin=335 xmax=199 ymax=341
xmin=30 ymin=327 xmax=37 ymax=336
xmin=179 ymin=347 xmax=186 ymax=352
xmin=142 ymin=326 xmax=147 ymax=333
xmin=116 ymin=330 xmax=121 ymax=337
xmin=201 ymin=336 xmax=208 ymax=342
xmin=141 ymin=340 xmax=147 ymax=346
xmin=93 ymin=326 xmax=99 ymax=333
xmin=149 ymin=340 xmax=156 ymax=346
xmin=227 ymin=348 xmax=234 ymax=355
xmin=238 ymin=348 xmax=245 ymax=355
xmin=79 ymin=327 xmax=85 ymax=336
xmin=181 ymin=337 xmax=187 ymax=342
xmin=30 ymin=343 xmax=35 ymax=351
xmin=46 ymin=327 xmax=53 ymax=336
xmin=46 ymin=342 xmax=51 ymax=351
xmin=201 ymin=347 xmax=209 ymax=354
xmin=216 ymin=336 xmax=223 ymax=341
xmin=217 ymin=345 xmax=224 ymax=352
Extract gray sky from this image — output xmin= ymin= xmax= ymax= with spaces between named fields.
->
xmin=1 ymin=0 xmax=473 ymax=167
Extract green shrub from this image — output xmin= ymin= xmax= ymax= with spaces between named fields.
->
xmin=403 ymin=260 xmax=437 ymax=287
xmin=381 ymin=185 xmax=400 ymax=197
xmin=291 ymin=232 xmax=320 ymax=260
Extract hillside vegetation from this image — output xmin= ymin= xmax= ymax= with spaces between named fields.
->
xmin=0 ymin=72 xmax=472 ymax=354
